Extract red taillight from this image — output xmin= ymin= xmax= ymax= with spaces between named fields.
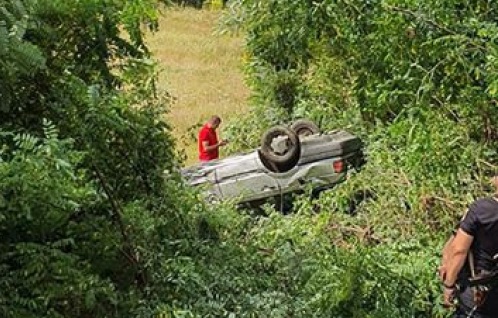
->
xmin=333 ymin=160 xmax=345 ymax=173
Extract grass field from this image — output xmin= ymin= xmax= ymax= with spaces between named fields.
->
xmin=147 ymin=7 xmax=249 ymax=165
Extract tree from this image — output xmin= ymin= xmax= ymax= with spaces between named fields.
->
xmin=0 ymin=0 xmax=187 ymax=316
xmin=230 ymin=0 xmax=498 ymax=140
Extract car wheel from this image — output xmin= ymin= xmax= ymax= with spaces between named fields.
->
xmin=290 ymin=119 xmax=320 ymax=137
xmin=259 ymin=125 xmax=301 ymax=172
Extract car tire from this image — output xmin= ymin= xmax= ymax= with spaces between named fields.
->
xmin=290 ymin=119 xmax=321 ymax=137
xmin=259 ymin=125 xmax=301 ymax=172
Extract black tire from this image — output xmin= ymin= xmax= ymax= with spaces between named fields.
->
xmin=290 ymin=119 xmax=320 ymax=137
xmin=259 ymin=125 xmax=301 ymax=171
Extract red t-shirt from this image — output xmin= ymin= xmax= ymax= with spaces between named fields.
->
xmin=198 ymin=124 xmax=219 ymax=161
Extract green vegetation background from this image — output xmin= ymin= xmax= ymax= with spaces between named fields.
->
xmin=1 ymin=0 xmax=498 ymax=317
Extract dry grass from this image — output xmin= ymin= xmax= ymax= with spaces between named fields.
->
xmin=147 ymin=7 xmax=249 ymax=165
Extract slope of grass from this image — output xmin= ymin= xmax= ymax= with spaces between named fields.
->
xmin=147 ymin=7 xmax=249 ymax=165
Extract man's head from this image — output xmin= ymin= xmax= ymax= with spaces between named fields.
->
xmin=208 ymin=115 xmax=222 ymax=129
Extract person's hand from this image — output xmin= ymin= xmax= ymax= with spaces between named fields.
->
xmin=219 ymin=139 xmax=229 ymax=147
xmin=443 ymin=285 xmax=457 ymax=308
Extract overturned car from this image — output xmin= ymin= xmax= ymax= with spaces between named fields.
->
xmin=181 ymin=120 xmax=366 ymax=208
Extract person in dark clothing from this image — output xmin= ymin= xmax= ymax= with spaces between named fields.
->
xmin=439 ymin=176 xmax=498 ymax=318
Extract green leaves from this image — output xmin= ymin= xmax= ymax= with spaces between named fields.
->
xmin=4 ymin=0 xmax=498 ymax=316
xmin=230 ymin=0 xmax=498 ymax=140
xmin=0 ymin=0 xmax=45 ymax=113
xmin=216 ymin=1 xmax=498 ymax=317
xmin=0 ymin=130 xmax=121 ymax=317
xmin=0 ymin=0 xmax=181 ymax=316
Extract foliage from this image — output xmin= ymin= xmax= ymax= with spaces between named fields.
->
xmin=215 ymin=0 xmax=498 ymax=316
xmin=0 ymin=0 xmax=46 ymax=113
xmin=144 ymin=204 xmax=447 ymax=317
xmin=167 ymin=0 xmax=229 ymax=9
xmin=4 ymin=0 xmax=498 ymax=317
xmin=224 ymin=0 xmax=498 ymax=141
xmin=0 ymin=124 xmax=119 ymax=318
xmin=225 ymin=0 xmax=498 ymax=211
xmin=168 ymin=0 xmax=205 ymax=9
xmin=0 ymin=0 xmax=185 ymax=316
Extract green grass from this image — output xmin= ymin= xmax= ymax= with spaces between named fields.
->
xmin=147 ymin=7 xmax=249 ymax=165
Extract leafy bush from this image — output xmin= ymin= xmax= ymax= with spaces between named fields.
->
xmin=0 ymin=124 xmax=119 ymax=317
xmin=0 ymin=0 xmax=187 ymax=316
xmin=214 ymin=0 xmax=498 ymax=316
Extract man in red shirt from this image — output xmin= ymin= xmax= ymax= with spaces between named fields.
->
xmin=198 ymin=115 xmax=228 ymax=162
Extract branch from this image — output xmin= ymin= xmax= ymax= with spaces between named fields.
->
xmin=92 ymin=164 xmax=148 ymax=289
xmin=385 ymin=5 xmax=456 ymax=36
